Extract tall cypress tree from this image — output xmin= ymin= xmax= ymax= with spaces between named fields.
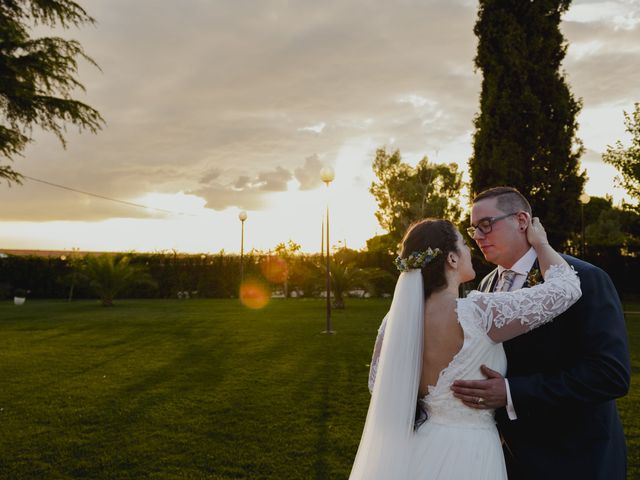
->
xmin=469 ymin=0 xmax=585 ymax=247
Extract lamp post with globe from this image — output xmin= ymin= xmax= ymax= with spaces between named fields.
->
xmin=320 ymin=166 xmax=335 ymax=334
xmin=580 ymin=193 xmax=590 ymax=257
xmin=239 ymin=211 xmax=247 ymax=283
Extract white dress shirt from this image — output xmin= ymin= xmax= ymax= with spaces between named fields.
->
xmin=498 ymin=247 xmax=537 ymax=420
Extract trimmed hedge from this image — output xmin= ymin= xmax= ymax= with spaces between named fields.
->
xmin=0 ymin=251 xmax=398 ymax=300
xmin=2 ymin=248 xmax=636 ymax=300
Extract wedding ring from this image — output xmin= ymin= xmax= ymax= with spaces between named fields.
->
xmin=477 ymin=397 xmax=484 ymax=405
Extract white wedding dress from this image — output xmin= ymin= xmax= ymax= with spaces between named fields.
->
xmin=350 ymin=264 xmax=581 ymax=480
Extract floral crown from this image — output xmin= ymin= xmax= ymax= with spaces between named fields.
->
xmin=394 ymin=247 xmax=442 ymax=272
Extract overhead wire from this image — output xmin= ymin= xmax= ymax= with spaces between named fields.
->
xmin=22 ymin=175 xmax=199 ymax=217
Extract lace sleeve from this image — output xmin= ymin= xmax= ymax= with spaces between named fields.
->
xmin=368 ymin=314 xmax=388 ymax=393
xmin=465 ymin=264 xmax=581 ymax=343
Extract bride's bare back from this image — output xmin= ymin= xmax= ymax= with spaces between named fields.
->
xmin=419 ymin=295 xmax=463 ymax=398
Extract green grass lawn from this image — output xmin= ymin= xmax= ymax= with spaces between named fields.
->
xmin=621 ymin=303 xmax=640 ymax=479
xmin=0 ymin=299 xmax=638 ymax=479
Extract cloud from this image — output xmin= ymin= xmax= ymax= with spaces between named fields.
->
xmin=398 ymin=94 xmax=437 ymax=109
xmin=2 ymin=0 xmax=638 ymax=225
xmin=582 ymin=148 xmax=604 ymax=164
xmin=200 ymin=168 xmax=222 ymax=184
xmin=564 ymin=2 xmax=640 ymax=30
xmin=569 ymin=51 xmax=640 ymax=105
xmin=232 ymin=167 xmax=293 ymax=192
xmin=298 ymin=122 xmax=326 ymax=133
xmin=563 ymin=5 xmax=640 ymax=106
xmin=0 ymin=177 xmax=167 ymax=221
xmin=256 ymin=166 xmax=293 ymax=191
xmin=190 ymin=183 xmax=267 ymax=211
xmin=294 ymin=154 xmax=323 ymax=190
xmin=188 ymin=166 xmax=294 ymax=210
xmin=233 ymin=175 xmax=251 ymax=189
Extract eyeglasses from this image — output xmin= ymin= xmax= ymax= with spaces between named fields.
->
xmin=467 ymin=212 xmax=519 ymax=237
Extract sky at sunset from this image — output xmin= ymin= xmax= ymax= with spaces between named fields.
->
xmin=1 ymin=0 xmax=639 ymax=253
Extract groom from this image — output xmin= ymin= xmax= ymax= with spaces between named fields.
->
xmin=451 ymin=186 xmax=630 ymax=479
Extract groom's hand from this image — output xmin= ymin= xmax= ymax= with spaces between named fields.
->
xmin=450 ymin=365 xmax=507 ymax=409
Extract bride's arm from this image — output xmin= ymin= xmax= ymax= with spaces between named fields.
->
xmin=368 ymin=314 xmax=388 ymax=393
xmin=463 ymin=218 xmax=581 ymax=343
xmin=528 ymin=217 xmax=569 ymax=276
xmin=466 ymin=265 xmax=581 ymax=343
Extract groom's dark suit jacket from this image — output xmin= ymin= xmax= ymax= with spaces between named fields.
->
xmin=478 ymin=255 xmax=630 ymax=480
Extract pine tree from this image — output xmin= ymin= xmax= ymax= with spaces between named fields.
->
xmin=469 ymin=0 xmax=585 ymax=246
xmin=0 ymin=0 xmax=104 ymax=184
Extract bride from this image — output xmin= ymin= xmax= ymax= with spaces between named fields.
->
xmin=349 ymin=217 xmax=581 ymax=479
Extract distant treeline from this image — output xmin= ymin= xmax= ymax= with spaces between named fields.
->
xmin=0 ymin=249 xmax=396 ymax=301
xmin=1 ymin=247 xmax=638 ymax=301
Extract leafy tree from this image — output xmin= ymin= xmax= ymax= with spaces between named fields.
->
xmin=580 ymin=196 xmax=640 ymax=255
xmin=618 ymin=203 xmax=640 ymax=247
xmin=0 ymin=0 xmax=104 ymax=184
xmin=370 ymin=148 xmax=463 ymax=245
xmin=83 ymin=255 xmax=155 ymax=306
xmin=469 ymin=0 xmax=585 ymax=247
xmin=273 ymin=240 xmax=301 ymax=297
xmin=332 ymin=246 xmax=360 ymax=265
xmin=582 ymin=196 xmax=614 ymax=226
xmin=365 ymin=233 xmax=397 ymax=256
xmin=585 ymin=210 xmax=625 ymax=250
xmin=288 ymin=256 xmax=322 ymax=298
xmin=358 ymin=267 xmax=396 ymax=297
xmin=603 ymin=103 xmax=640 ymax=207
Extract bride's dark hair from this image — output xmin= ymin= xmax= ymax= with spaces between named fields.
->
xmin=399 ymin=219 xmax=459 ymax=299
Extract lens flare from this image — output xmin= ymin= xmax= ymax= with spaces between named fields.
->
xmin=239 ymin=280 xmax=270 ymax=309
xmin=260 ymin=256 xmax=289 ymax=284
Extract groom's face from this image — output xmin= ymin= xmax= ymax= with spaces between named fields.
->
xmin=470 ymin=197 xmax=523 ymax=268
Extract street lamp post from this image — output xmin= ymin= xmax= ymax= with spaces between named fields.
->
xmin=62 ymin=247 xmax=79 ymax=302
xmin=579 ymin=193 xmax=590 ymax=257
xmin=320 ymin=166 xmax=335 ymax=334
xmin=321 ymin=212 xmax=324 ymax=261
xmin=239 ymin=211 xmax=247 ymax=283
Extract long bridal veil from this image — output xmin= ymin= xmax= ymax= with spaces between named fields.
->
xmin=350 ymin=270 xmax=424 ymax=479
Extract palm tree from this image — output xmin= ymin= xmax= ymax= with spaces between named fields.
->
xmin=83 ymin=255 xmax=155 ymax=306
xmin=328 ymin=260 xmax=363 ymax=309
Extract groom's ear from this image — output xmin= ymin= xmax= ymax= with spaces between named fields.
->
xmin=516 ymin=212 xmax=530 ymax=232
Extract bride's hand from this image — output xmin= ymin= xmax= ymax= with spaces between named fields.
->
xmin=526 ymin=217 xmax=549 ymax=248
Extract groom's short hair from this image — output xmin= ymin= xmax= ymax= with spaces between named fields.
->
xmin=473 ymin=186 xmax=532 ymax=215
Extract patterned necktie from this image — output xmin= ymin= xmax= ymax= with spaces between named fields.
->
xmin=496 ymin=269 xmax=517 ymax=292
